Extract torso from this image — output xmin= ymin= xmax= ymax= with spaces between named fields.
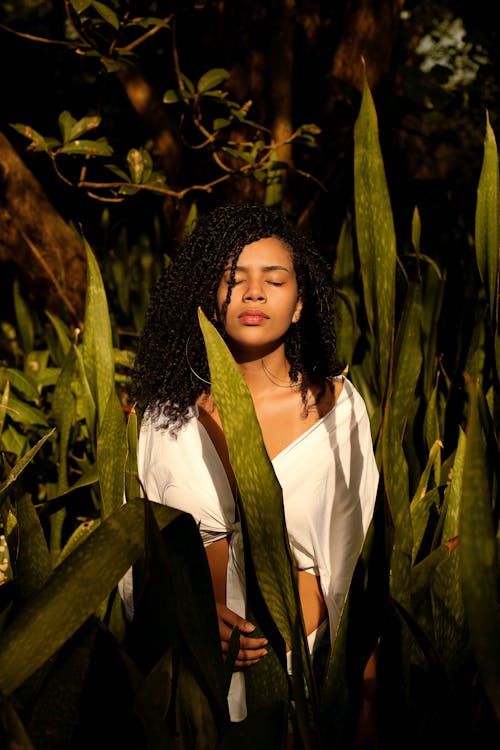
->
xmin=198 ymin=377 xmax=343 ymax=641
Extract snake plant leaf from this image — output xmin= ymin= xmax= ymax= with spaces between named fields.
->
xmin=73 ymin=343 xmax=97 ymax=449
xmin=130 ymin=497 xmax=230 ymax=732
xmin=475 ymin=111 xmax=499 ymax=328
xmin=389 ymin=281 xmax=424 ymax=441
xmin=55 ymin=518 xmax=101 ymax=566
xmin=45 ymin=310 xmax=72 ymax=361
xmin=197 ymin=309 xmax=315 ymax=738
xmin=52 ymin=346 xmax=77 ymax=494
xmin=381 ymin=410 xmax=412 ymax=610
xmin=430 ymin=544 xmax=466 ymax=670
xmin=197 ymin=309 xmax=302 ymax=646
xmin=0 ymin=368 xmax=39 ymax=403
xmin=441 ymin=427 xmax=466 ymax=542
xmin=96 ymin=384 xmax=127 ymax=518
xmin=410 ymin=486 xmax=441 ymax=566
xmin=334 ymin=213 xmax=361 ymax=369
xmin=125 ymin=407 xmax=141 ymax=503
xmin=0 ymin=497 xmax=181 ymax=697
xmin=420 ymin=264 xmax=445 ymax=400
xmin=411 ymin=538 xmax=458 ymax=603
xmin=81 ymin=236 xmax=115 ymax=430
xmin=354 ymin=63 xmax=396 ymax=402
xmin=5 ymin=393 xmax=49 ymax=427
xmin=391 ymin=598 xmax=454 ymax=700
xmin=460 ymin=377 xmax=500 ymax=721
xmin=12 ymin=277 xmax=35 ymax=356
xmin=15 ymin=493 xmax=52 ymax=605
xmin=25 ymin=618 xmax=98 ymax=749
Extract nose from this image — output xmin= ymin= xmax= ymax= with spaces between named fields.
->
xmin=243 ymin=279 xmax=266 ymax=301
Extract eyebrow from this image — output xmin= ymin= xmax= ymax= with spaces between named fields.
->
xmin=225 ymin=264 xmax=291 ymax=273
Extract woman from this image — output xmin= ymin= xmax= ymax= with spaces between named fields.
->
xmin=120 ymin=203 xmax=379 ymax=729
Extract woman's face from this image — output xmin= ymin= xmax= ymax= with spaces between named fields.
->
xmin=216 ymin=236 xmax=302 ymax=356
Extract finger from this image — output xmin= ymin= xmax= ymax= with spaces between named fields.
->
xmin=237 ymin=646 xmax=268 ymax=661
xmin=216 ymin=604 xmax=256 ymax=633
xmin=239 ymin=635 xmax=268 ymax=650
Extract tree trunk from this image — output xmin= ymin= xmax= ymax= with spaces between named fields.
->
xmin=0 ymin=132 xmax=86 ymax=326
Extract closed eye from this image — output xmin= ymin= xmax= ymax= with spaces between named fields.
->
xmin=267 ymin=281 xmax=284 ymax=286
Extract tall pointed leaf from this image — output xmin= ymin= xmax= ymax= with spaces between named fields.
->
xmin=15 ymin=493 xmax=52 ymax=603
xmin=198 ymin=309 xmax=316 ymax=741
xmin=96 ymin=385 xmax=127 ymax=518
xmin=81 ymin=237 xmax=115 ymax=429
xmin=0 ymin=498 xmax=182 ymax=696
xmin=475 ymin=111 xmax=499 ymax=328
xmin=354 ymin=64 xmax=396 ymax=401
xmin=52 ymin=346 xmax=77 ymax=494
xmin=460 ymin=377 xmax=500 ymax=720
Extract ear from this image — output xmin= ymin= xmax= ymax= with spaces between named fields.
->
xmin=292 ymin=297 xmax=303 ymax=324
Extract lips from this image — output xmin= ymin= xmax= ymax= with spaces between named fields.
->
xmin=238 ymin=309 xmax=269 ymax=324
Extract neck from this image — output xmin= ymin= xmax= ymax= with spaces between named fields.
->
xmin=229 ymin=345 xmax=296 ymax=395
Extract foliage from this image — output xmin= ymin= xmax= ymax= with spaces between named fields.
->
xmin=6 ymin=1 xmax=322 ymax=208
xmin=0 ymin=70 xmax=500 ymax=750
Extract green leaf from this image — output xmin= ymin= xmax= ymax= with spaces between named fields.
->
xmin=13 ymin=278 xmax=34 ymax=355
xmin=81 ymin=237 xmax=115 ymax=429
xmin=73 ymin=344 xmax=97 ymax=449
xmin=475 ymin=111 xmax=499 ymax=327
xmin=0 ymin=498 xmax=182 ymax=696
xmin=58 ymin=110 xmax=77 ymax=143
xmin=125 ymin=409 xmax=140 ymax=502
xmin=59 ymin=139 xmax=113 ymax=157
xmin=163 ymin=89 xmax=182 ymax=104
xmin=10 ymin=124 xmax=53 ymax=152
xmin=0 ymin=368 xmax=39 ymax=403
xmin=389 ymin=281 xmax=424 ymax=439
xmin=96 ymin=385 xmax=127 ymax=518
xmin=197 ymin=68 xmax=229 ymax=93
xmin=91 ymin=0 xmax=120 ymax=29
xmin=126 ymin=148 xmax=145 ymax=183
xmin=45 ymin=311 xmax=72 ymax=359
xmin=55 ymin=517 xmax=101 ymax=566
xmin=67 ymin=114 xmax=102 ymax=142
xmin=410 ymin=486 xmax=440 ymax=566
xmin=16 ymin=493 xmax=52 ymax=603
xmin=381 ymin=404 xmax=412 ymax=616
xmin=178 ymin=71 xmax=195 ymax=95
xmin=0 ymin=424 xmax=27 ymax=457
xmin=198 ymin=309 xmax=316 ymax=735
xmin=70 ymin=0 xmax=92 ymax=12
xmin=213 ymin=117 xmax=231 ymax=130
xmin=353 ymin=65 xmax=396 ymax=401
xmin=5 ymin=393 xmax=49 ymax=427
xmin=52 ymin=347 xmax=77 ymax=494
xmin=441 ymin=427 xmax=466 ymax=541
xmin=460 ymin=377 xmax=500 ymax=721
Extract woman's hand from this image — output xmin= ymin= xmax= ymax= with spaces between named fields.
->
xmin=216 ymin=603 xmax=268 ymax=668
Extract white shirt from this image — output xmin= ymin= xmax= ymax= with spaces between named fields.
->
xmin=120 ymin=375 xmax=379 ymax=721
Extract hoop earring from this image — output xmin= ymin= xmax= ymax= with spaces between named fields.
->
xmin=185 ymin=336 xmax=211 ymax=386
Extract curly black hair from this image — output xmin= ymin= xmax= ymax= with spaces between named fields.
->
xmin=131 ymin=203 xmax=342 ymax=432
